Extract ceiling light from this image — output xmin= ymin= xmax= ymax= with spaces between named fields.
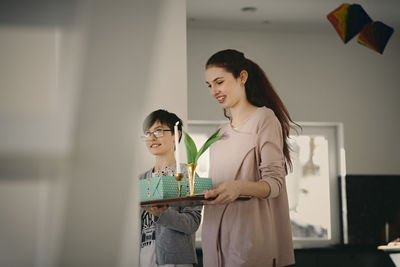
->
xmin=241 ymin=7 xmax=257 ymax=12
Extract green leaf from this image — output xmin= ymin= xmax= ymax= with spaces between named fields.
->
xmin=208 ymin=128 xmax=221 ymax=140
xmin=183 ymin=130 xmax=197 ymax=163
xmin=195 ymin=128 xmax=224 ymax=163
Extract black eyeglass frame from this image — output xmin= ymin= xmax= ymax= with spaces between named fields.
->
xmin=142 ymin=129 xmax=173 ymax=139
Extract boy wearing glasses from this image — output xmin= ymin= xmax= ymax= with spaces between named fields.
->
xmin=140 ymin=109 xmax=201 ymax=267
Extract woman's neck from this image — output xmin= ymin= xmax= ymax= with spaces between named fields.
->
xmin=230 ymin=101 xmax=258 ymax=128
xmin=154 ymin=153 xmax=176 ymax=172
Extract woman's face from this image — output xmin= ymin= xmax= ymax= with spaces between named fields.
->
xmin=144 ymin=121 xmax=175 ymax=156
xmin=205 ymin=66 xmax=247 ymax=110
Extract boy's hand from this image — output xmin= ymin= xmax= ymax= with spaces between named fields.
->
xmin=144 ymin=205 xmax=168 ymax=217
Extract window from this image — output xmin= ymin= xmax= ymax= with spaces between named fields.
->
xmin=188 ymin=121 xmax=346 ymax=248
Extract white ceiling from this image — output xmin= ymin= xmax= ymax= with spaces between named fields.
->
xmin=187 ymin=0 xmax=400 ymax=32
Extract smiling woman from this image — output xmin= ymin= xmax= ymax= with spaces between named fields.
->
xmin=201 ymin=49 xmax=298 ymax=267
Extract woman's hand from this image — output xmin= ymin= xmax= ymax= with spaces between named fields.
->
xmin=143 ymin=205 xmax=168 ymax=217
xmin=204 ymin=181 xmax=241 ymax=204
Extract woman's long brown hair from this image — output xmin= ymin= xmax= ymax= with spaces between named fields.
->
xmin=206 ymin=49 xmax=300 ymax=170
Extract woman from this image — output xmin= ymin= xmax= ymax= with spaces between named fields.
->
xmin=202 ymin=49 xmax=297 ymax=267
xmin=139 ymin=109 xmax=201 ymax=267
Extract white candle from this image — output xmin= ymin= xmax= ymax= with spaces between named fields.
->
xmin=174 ymin=121 xmax=181 ymax=174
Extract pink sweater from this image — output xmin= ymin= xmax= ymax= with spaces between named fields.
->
xmin=201 ymin=107 xmax=295 ymax=267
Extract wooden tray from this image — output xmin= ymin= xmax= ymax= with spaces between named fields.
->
xmin=140 ymin=194 xmax=252 ymax=207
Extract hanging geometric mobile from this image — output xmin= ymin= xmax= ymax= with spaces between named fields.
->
xmin=357 ymin=21 xmax=394 ymax=54
xmin=327 ymin=3 xmax=372 ymax=43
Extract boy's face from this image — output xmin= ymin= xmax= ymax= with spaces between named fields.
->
xmin=144 ymin=121 xmax=175 ymax=156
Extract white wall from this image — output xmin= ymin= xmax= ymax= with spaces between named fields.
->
xmin=0 ymin=1 xmax=187 ymax=267
xmin=187 ymin=25 xmax=400 ymax=175
xmin=0 ymin=2 xmax=85 ymax=266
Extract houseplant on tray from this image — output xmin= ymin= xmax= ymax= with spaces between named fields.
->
xmin=183 ymin=128 xmax=224 ymax=195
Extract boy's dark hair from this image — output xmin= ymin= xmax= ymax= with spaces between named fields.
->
xmin=143 ymin=109 xmax=183 ymax=142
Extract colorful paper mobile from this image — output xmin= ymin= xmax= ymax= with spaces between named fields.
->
xmin=357 ymin=21 xmax=394 ymax=54
xmin=327 ymin=3 xmax=395 ymax=54
xmin=327 ymin=3 xmax=372 ymax=43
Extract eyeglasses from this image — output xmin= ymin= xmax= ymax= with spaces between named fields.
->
xmin=142 ymin=129 xmax=172 ymax=140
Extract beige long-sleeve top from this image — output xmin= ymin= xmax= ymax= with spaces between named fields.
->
xmin=201 ymin=107 xmax=295 ymax=267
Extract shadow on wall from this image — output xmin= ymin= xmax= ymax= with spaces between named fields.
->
xmin=0 ymin=1 xmax=171 ymax=267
